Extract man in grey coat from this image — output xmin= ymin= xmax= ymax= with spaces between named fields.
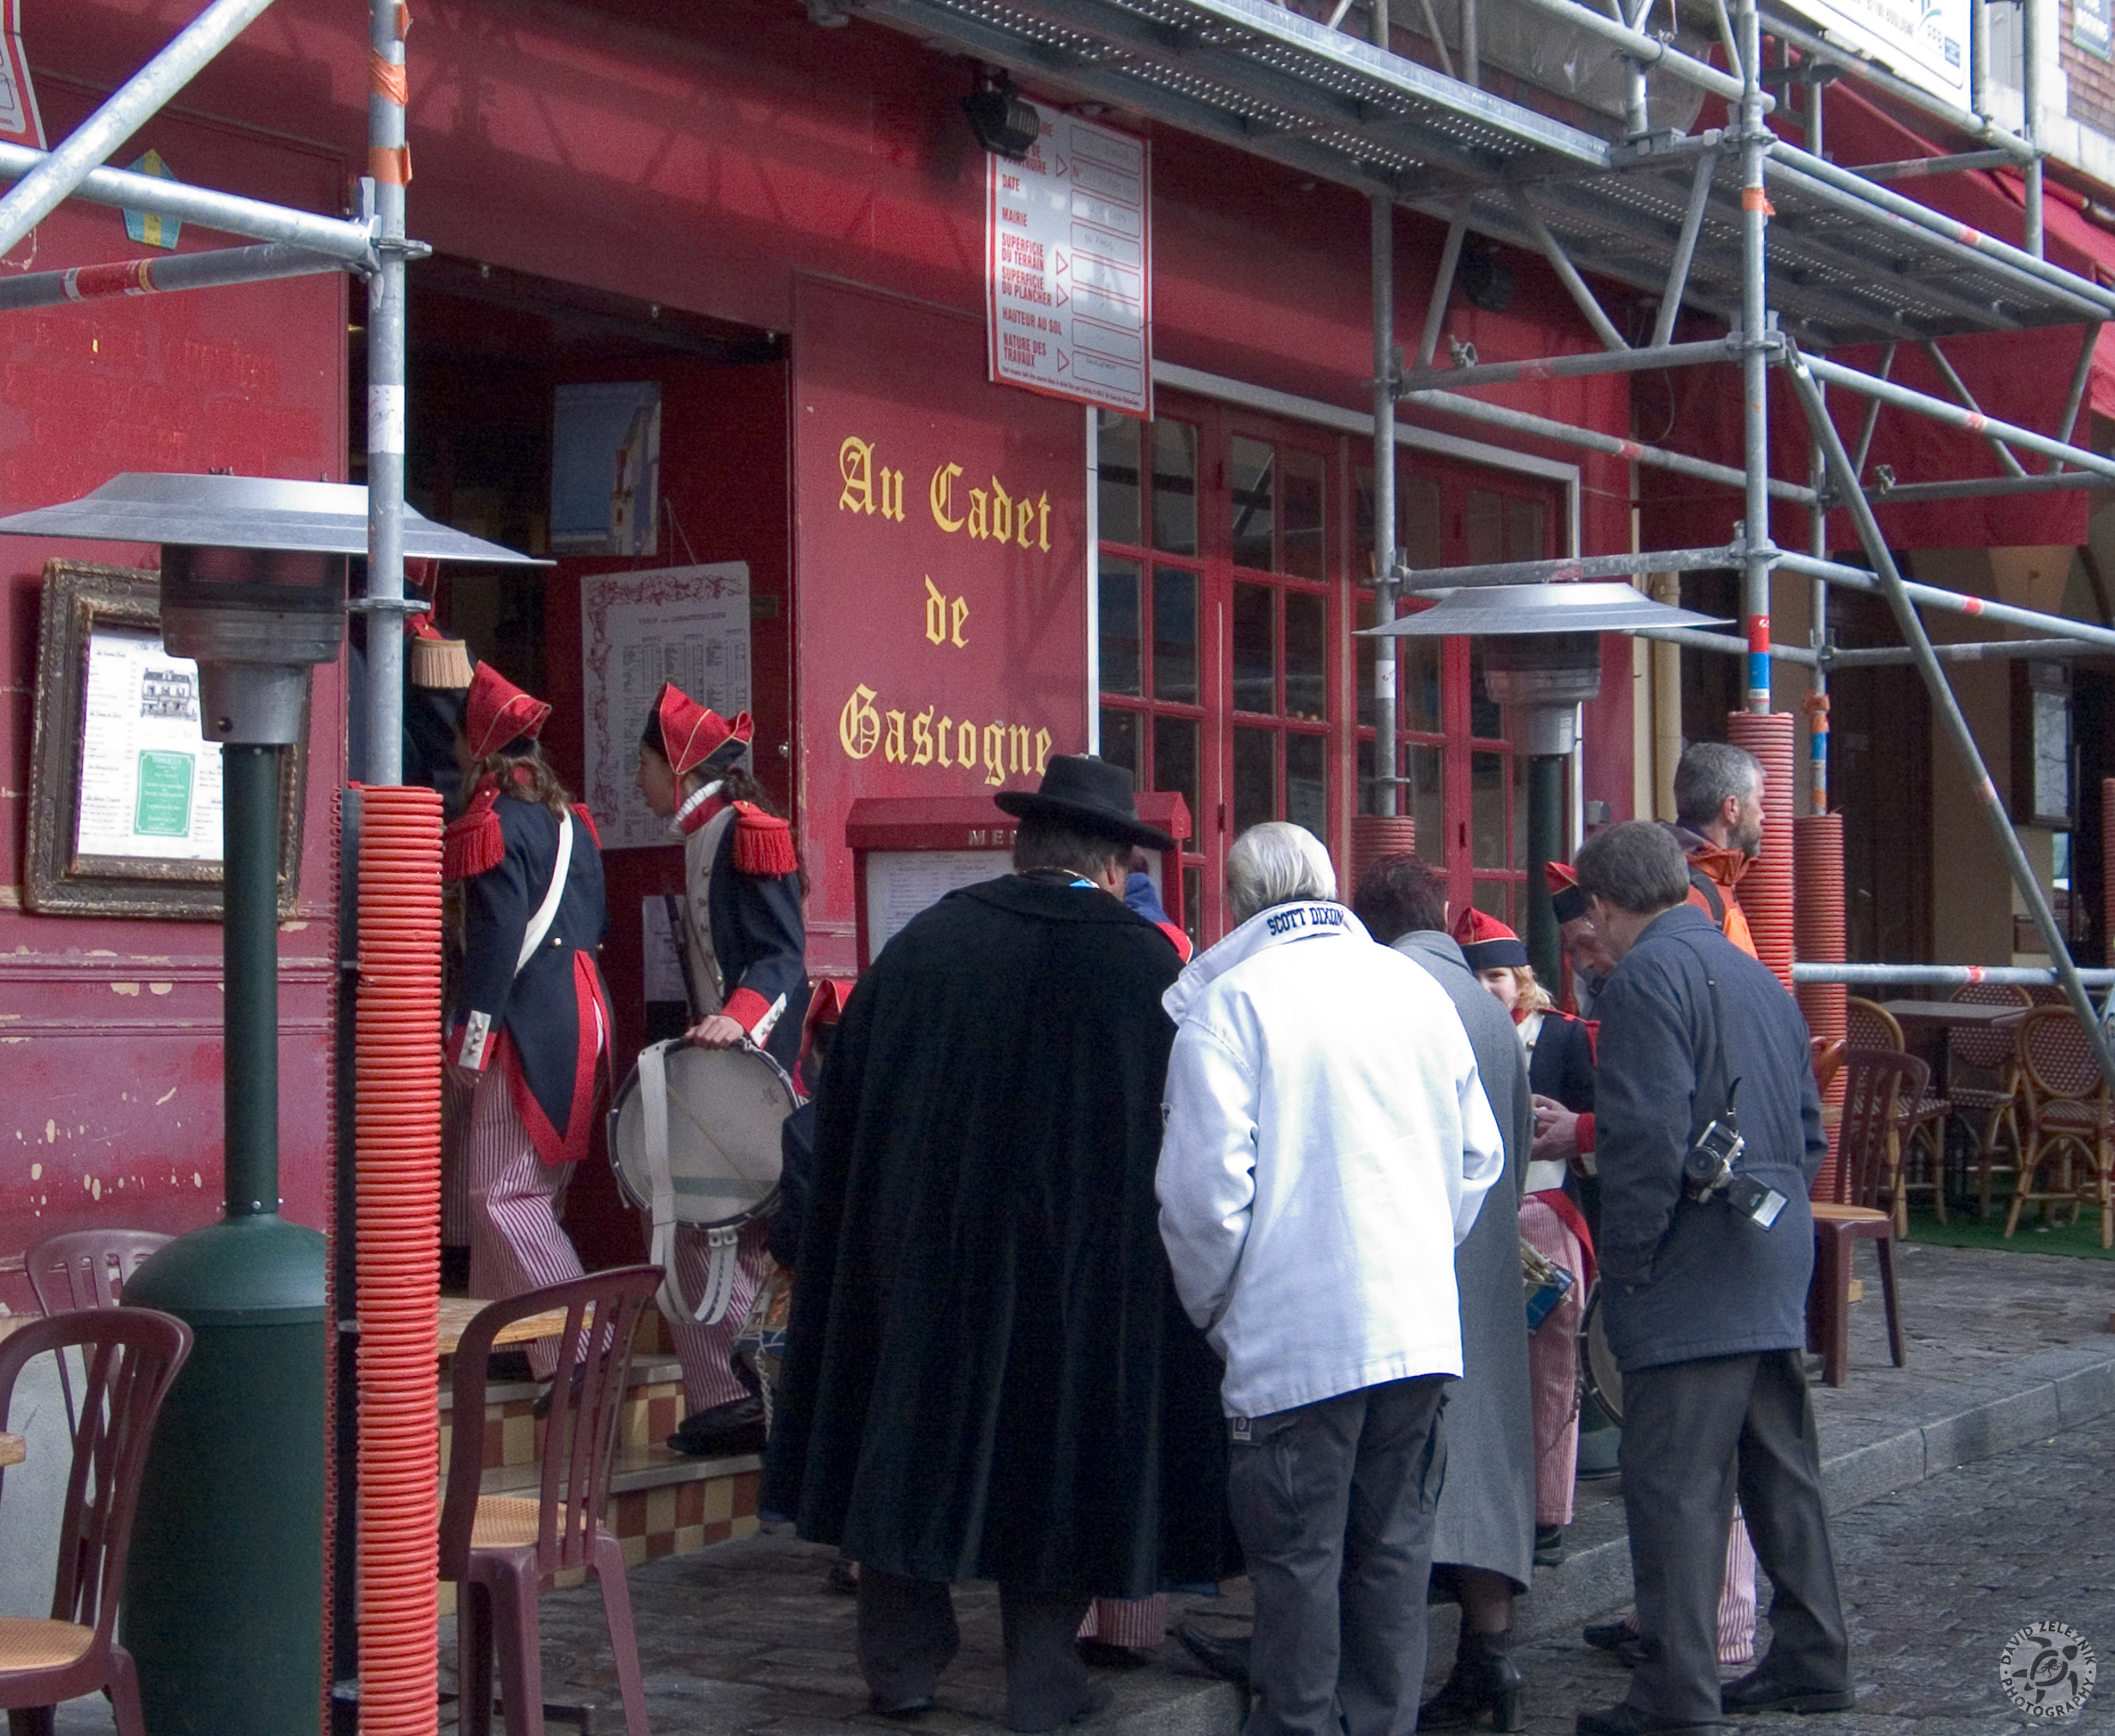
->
xmin=1353 ymin=853 xmax=1534 ymax=1733
xmin=1572 ymin=823 xmax=1848 ymax=1736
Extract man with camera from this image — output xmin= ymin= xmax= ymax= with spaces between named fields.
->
xmin=1571 ymin=823 xmax=1848 ymax=1736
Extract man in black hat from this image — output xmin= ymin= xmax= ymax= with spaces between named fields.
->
xmin=768 ymin=756 xmax=1232 ymax=1733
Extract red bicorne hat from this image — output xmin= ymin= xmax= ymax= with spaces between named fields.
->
xmin=652 ymin=682 xmax=753 ymax=779
xmin=1454 ymin=905 xmax=1530 ymax=972
xmin=464 ymin=661 xmax=551 ymax=760
xmin=1545 ymin=860 xmax=1590 ymax=924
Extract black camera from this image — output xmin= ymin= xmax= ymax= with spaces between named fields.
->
xmin=1680 ymin=1081 xmax=1788 ymax=1229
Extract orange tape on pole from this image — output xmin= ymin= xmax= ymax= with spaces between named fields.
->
xmin=369 ymin=144 xmax=412 ymax=185
xmin=370 ymin=49 xmax=409 ymax=107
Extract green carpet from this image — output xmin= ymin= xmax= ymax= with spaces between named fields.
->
xmin=1903 ymin=1204 xmax=2115 ymax=1260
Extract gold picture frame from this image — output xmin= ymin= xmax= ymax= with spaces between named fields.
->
xmin=25 ymin=560 xmax=307 ymax=919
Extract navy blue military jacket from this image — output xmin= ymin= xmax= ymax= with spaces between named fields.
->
xmin=1593 ymin=904 xmax=1825 ymax=1373
xmin=453 ymin=796 xmax=611 ymax=1164
xmin=698 ymin=816 xmax=810 ymax=1076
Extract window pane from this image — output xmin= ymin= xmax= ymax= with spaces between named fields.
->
xmin=1282 ymin=448 xmax=1326 ymax=581
xmin=1504 ymin=495 xmax=1545 ymax=562
xmin=1286 ymin=732 xmax=1327 ymax=836
xmin=1098 ymin=557 xmax=1141 ymax=697
xmin=1467 ymin=638 xmax=1504 ymax=739
xmin=1401 ymin=632 xmax=1443 ymax=736
xmin=1152 ymin=420 xmax=1199 ymax=556
xmin=1355 ymin=592 xmax=1377 ymax=733
xmin=1284 ymin=591 xmax=1326 ymax=723
xmin=1153 ymin=567 xmax=1199 ymax=703
xmin=1098 ymin=410 xmax=1141 ymax=547
xmin=1230 ymin=436 xmax=1275 ymax=571
xmin=1472 ymin=749 xmax=1510 ymax=868
xmin=1473 ymin=879 xmax=1511 ymax=923
xmin=1232 ymin=582 xmax=1276 ymax=714
xmin=1100 ymin=708 xmax=1139 ymax=782
xmin=1399 ymin=472 xmax=1444 ymax=574
xmin=1182 ymin=866 xmax=1203 ymax=951
xmin=1153 ymin=715 xmax=1200 ymax=830
xmin=1463 ymin=489 xmax=1506 ymax=567
xmin=1234 ymin=726 xmax=1276 ymax=835
xmin=1403 ymin=742 xmax=1444 ymax=857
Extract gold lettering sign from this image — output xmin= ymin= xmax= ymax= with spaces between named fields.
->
xmin=844 ymin=682 xmax=1051 ymax=785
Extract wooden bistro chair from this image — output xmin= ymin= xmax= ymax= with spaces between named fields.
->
xmin=1942 ymin=983 xmax=2031 ymax=1218
xmin=440 ymin=1266 xmax=661 ymax=1736
xmin=1808 ymin=1048 xmax=1916 ymax=1388
xmin=24 ymin=1230 xmax=172 ymax=1434
xmin=1845 ymin=997 xmax=1948 ymax=1228
xmin=0 ymin=1307 xmax=192 ymax=1736
xmin=2010 ymin=1007 xmax=2115 ymax=1249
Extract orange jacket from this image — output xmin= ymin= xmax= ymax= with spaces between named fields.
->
xmin=1667 ymin=826 xmax=1759 ymax=961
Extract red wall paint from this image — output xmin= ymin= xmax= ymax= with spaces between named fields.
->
xmin=0 ymin=92 xmax=347 ymax=1304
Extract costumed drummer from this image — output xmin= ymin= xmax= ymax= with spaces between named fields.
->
xmin=635 ymin=681 xmax=809 ymax=1459
xmin=443 ymin=660 xmax=615 ymax=1381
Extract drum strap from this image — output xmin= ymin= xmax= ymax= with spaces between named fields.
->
xmin=638 ymin=1040 xmax=744 ymax=1326
xmin=514 ymin=812 xmax=574 ymax=976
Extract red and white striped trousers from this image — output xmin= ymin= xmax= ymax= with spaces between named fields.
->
xmin=664 ymin=1218 xmax=772 ymax=1415
xmin=461 ymin=1064 xmax=586 ymax=1379
xmin=1078 ymin=1595 xmax=1167 ymax=1649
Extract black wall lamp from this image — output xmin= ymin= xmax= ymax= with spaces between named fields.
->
xmin=964 ymin=71 xmax=1041 ymax=160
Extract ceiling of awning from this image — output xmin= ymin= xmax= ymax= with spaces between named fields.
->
xmin=857 ymin=0 xmax=2115 ymax=345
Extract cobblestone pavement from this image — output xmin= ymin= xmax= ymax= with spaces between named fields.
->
xmin=1513 ymin=1416 xmax=2115 ymax=1734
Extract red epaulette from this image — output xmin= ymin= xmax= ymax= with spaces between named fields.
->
xmin=731 ymin=801 xmax=797 ymax=877
xmin=1583 ymin=1018 xmax=1600 ymax=1063
xmin=570 ymin=802 xmax=602 ymax=849
xmin=442 ymin=785 xmax=504 ymax=881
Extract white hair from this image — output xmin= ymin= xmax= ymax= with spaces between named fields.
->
xmin=1226 ymin=822 xmax=1337 ymax=926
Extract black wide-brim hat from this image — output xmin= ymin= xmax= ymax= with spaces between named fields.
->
xmin=994 ymin=754 xmax=1175 ymax=850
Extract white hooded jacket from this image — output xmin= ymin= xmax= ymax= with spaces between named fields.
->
xmin=1156 ymin=901 xmax=1505 ymax=1420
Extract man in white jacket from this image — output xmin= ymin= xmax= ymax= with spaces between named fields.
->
xmin=1157 ymin=822 xmax=1505 ymax=1736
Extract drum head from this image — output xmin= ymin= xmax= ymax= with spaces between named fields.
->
xmin=610 ymin=1041 xmax=792 ymax=1228
xmin=1579 ymin=1283 xmax=1623 ymax=1427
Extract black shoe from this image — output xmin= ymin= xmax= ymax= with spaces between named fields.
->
xmin=1577 ymin=1705 xmax=1725 ymax=1734
xmin=1172 ymin=1620 xmax=1251 ymax=1689
xmin=825 ymin=1559 xmax=861 ymax=1596
xmin=531 ymin=1364 xmax=584 ymax=1420
xmin=1535 ymin=1523 xmax=1566 ymax=1567
xmin=1583 ymin=1621 xmax=1649 ymax=1670
xmin=667 ymin=1393 xmax=766 ymax=1457
xmin=1720 ymin=1672 xmax=1855 ymax=1715
xmin=485 ymin=1349 xmax=534 ymax=1384
xmin=868 ymin=1692 xmax=934 ymax=1719
xmin=1005 ymin=1681 xmax=1110 ymax=1733
xmin=1421 ymin=1626 xmax=1525 ymax=1731
xmin=1075 ymin=1638 xmax=1151 ymax=1669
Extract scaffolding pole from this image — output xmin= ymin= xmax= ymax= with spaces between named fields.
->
xmin=1776 ymin=550 xmax=2115 ymax=650
xmin=1794 ymin=963 xmax=2115 ymax=988
xmin=365 ymin=0 xmax=410 ymax=785
xmin=0 ymin=243 xmax=343 ymax=312
xmin=1400 ymin=544 xmax=1745 ymax=587
xmin=1787 ymin=352 xmax=2115 ymax=1085
xmin=1393 ymin=334 xmax=1736 ymax=395
xmin=0 ymin=143 xmax=377 ymax=266
xmin=0 ymin=0 xmax=281 ymax=256
xmin=1371 ymin=2 xmax=1398 ymax=821
xmin=1739 ymin=0 xmax=1772 ymax=711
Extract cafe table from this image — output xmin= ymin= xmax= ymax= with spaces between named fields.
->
xmin=433 ymin=1294 xmax=579 ymax=1358
xmin=1879 ymin=1000 xmax=2030 ymax=1210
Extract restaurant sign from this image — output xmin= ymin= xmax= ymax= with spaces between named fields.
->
xmin=1777 ymin=0 xmax=1967 ymax=100
xmin=793 ymin=278 xmax=1090 ymax=971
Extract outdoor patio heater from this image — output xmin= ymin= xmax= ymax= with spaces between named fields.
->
xmin=1367 ymin=580 xmax=1727 ymax=980
xmin=0 ymin=472 xmax=534 ymax=1736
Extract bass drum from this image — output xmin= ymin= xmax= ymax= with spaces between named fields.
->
xmin=1578 ymin=1282 xmax=1623 ymax=1428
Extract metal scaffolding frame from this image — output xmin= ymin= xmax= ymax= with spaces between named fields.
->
xmin=856 ymin=0 xmax=2115 ymax=1080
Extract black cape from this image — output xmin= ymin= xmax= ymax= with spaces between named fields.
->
xmin=767 ymin=874 xmax=1234 ymax=1595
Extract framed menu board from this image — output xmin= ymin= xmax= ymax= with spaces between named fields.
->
xmin=25 ymin=561 xmax=305 ymax=918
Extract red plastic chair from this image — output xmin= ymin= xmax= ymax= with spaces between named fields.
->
xmin=0 ymin=1307 xmax=192 ymax=1735
xmin=2011 ymin=1008 xmax=2115 ymax=1249
xmin=23 ymin=1230 xmax=172 ymax=1434
xmin=440 ymin=1268 xmax=660 ymax=1736
xmin=1807 ymin=1048 xmax=1915 ymax=1388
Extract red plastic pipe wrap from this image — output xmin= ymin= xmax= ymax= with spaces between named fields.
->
xmin=1795 ymin=813 xmax=1849 ymax=1204
xmin=1727 ymin=712 xmax=1797 ymax=990
xmin=1349 ymin=814 xmax=1417 ymax=900
xmin=354 ymin=785 xmax=445 ymax=1736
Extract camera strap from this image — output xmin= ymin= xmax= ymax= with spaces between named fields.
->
xmin=1675 ymin=934 xmax=1741 ymax=1126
